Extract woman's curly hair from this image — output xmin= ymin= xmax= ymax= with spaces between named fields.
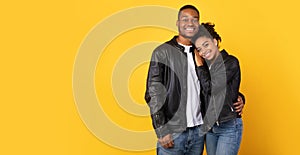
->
xmin=192 ymin=22 xmax=222 ymax=48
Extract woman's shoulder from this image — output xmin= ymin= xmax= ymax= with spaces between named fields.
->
xmin=221 ymin=49 xmax=239 ymax=62
xmin=221 ymin=49 xmax=240 ymax=69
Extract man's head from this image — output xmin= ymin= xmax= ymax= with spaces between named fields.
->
xmin=176 ymin=5 xmax=200 ymax=39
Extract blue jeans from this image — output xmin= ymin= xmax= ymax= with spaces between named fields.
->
xmin=157 ymin=126 xmax=205 ymax=155
xmin=205 ymin=118 xmax=243 ymax=155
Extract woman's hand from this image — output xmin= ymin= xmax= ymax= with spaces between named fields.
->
xmin=194 ymin=49 xmax=204 ymax=66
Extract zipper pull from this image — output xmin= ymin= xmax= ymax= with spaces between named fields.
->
xmin=216 ymin=121 xmax=219 ymax=126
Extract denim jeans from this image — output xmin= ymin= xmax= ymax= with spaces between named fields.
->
xmin=157 ymin=126 xmax=205 ymax=155
xmin=205 ymin=118 xmax=243 ymax=155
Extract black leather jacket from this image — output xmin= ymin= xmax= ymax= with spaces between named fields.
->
xmin=196 ymin=49 xmax=244 ymax=131
xmin=145 ymin=36 xmax=201 ymax=138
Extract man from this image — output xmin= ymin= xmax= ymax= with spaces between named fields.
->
xmin=144 ymin=5 xmax=244 ymax=155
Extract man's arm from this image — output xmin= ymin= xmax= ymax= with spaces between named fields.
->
xmin=145 ymin=48 xmax=175 ymax=148
xmin=145 ymin=48 xmax=170 ymax=139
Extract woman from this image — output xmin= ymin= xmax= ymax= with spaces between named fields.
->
xmin=192 ymin=23 xmax=243 ymax=155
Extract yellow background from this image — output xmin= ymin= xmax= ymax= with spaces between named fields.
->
xmin=1 ymin=0 xmax=300 ymax=155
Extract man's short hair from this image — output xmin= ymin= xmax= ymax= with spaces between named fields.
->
xmin=178 ymin=5 xmax=200 ymax=19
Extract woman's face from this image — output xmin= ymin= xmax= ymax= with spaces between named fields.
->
xmin=195 ymin=36 xmax=219 ymax=61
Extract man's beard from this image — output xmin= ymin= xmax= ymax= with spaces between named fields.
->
xmin=181 ymin=34 xmax=193 ymax=39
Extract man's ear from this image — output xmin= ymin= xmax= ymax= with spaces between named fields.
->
xmin=176 ymin=20 xmax=179 ymax=27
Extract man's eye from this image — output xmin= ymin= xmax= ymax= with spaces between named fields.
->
xmin=204 ymin=43 xmax=209 ymax=47
xmin=192 ymin=19 xmax=199 ymax=23
xmin=182 ymin=19 xmax=188 ymax=22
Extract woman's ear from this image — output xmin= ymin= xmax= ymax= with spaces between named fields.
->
xmin=213 ymin=39 xmax=218 ymax=46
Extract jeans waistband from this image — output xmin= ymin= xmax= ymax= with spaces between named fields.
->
xmin=187 ymin=124 xmax=201 ymax=129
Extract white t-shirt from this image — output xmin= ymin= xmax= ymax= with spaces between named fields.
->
xmin=179 ymin=43 xmax=203 ymax=127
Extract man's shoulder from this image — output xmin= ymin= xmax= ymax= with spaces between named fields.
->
xmin=153 ymin=37 xmax=177 ymax=51
xmin=165 ymin=36 xmax=178 ymax=46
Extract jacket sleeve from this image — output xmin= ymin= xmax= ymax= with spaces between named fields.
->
xmin=144 ymin=48 xmax=170 ymax=138
xmin=225 ymin=56 xmax=241 ymax=103
xmin=238 ymin=92 xmax=246 ymax=104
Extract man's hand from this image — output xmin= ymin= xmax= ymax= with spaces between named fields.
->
xmin=158 ymin=134 xmax=174 ymax=148
xmin=233 ymin=96 xmax=244 ymax=115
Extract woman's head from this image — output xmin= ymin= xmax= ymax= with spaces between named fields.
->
xmin=192 ymin=23 xmax=222 ymax=61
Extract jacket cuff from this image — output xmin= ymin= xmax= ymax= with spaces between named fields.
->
xmin=238 ymin=92 xmax=246 ymax=104
xmin=155 ymin=125 xmax=170 ymax=138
